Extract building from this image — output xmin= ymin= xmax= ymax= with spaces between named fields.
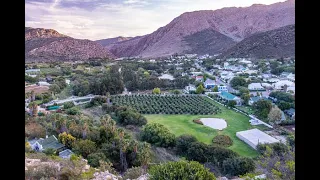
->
xmin=28 ymin=135 xmax=65 ymax=152
xmin=38 ymin=81 xmax=51 ymax=86
xmin=59 ymin=149 xmax=74 ymax=159
xmin=218 ymin=91 xmax=242 ymax=106
xmin=248 ymin=96 xmax=270 ymax=106
xmin=236 ymin=129 xmax=280 ymax=150
xmin=273 ymin=80 xmax=295 ymax=90
xmin=204 ymin=79 xmax=215 ymax=89
xmin=195 ymin=76 xmax=204 ymax=82
xmin=284 ymin=108 xmax=295 ymax=118
xmin=25 ymin=69 xmax=40 ymax=75
xmin=248 ymin=83 xmax=265 ymax=91
xmin=184 ymin=84 xmax=196 ymax=93
xmin=218 ymin=85 xmax=228 ymax=92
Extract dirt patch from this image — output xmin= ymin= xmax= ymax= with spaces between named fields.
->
xmin=25 ymin=85 xmax=49 ymax=94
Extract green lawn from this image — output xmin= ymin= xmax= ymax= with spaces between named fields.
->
xmin=236 ymin=106 xmax=254 ymax=115
xmin=144 ymin=101 xmax=259 ymax=158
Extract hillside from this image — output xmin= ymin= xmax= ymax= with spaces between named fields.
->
xmin=95 ymin=36 xmax=132 ymax=47
xmin=25 ymin=27 xmax=115 ymax=62
xmin=108 ymin=0 xmax=295 ymax=58
xmin=219 ymin=24 xmax=295 ymax=59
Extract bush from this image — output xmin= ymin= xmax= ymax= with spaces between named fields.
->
xmin=66 ymin=107 xmax=80 ymax=115
xmin=25 ymin=164 xmax=59 ymax=179
xmin=63 ymin=102 xmax=75 ymax=109
xmin=149 ymin=161 xmax=216 ymax=180
xmin=212 ymin=135 xmax=233 ymax=147
xmin=141 ymin=123 xmax=175 ymax=147
xmin=186 ymin=142 xmax=209 ymax=163
xmin=176 ymin=134 xmax=198 ymax=156
xmin=43 ymin=148 xmax=56 ymax=156
xmin=122 ymin=167 xmax=144 ymax=180
xmin=193 ymin=119 xmax=203 ymax=125
xmin=222 ymin=157 xmax=255 ymax=176
xmin=87 ymin=153 xmax=107 ymax=167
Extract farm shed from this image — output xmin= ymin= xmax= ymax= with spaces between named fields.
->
xmin=236 ymin=128 xmax=279 ymax=149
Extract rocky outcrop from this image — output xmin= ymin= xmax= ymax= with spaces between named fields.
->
xmin=25 ymin=27 xmax=115 ymax=62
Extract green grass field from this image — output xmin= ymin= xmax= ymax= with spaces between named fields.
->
xmin=144 ymin=101 xmax=259 ymax=158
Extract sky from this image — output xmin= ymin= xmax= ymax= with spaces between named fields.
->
xmin=25 ymin=0 xmax=286 ymax=40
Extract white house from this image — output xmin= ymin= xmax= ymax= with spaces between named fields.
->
xmin=65 ymin=79 xmax=70 ymax=85
xmin=218 ymin=85 xmax=228 ymax=92
xmin=286 ymin=86 xmax=295 ymax=94
xmin=286 ymin=73 xmax=295 ymax=82
xmin=38 ymin=81 xmax=51 ymax=86
xmin=28 ymin=135 xmax=65 ymax=152
xmin=184 ymin=84 xmax=196 ymax=93
xmin=273 ymin=80 xmax=295 ymax=90
xmin=265 ymin=78 xmax=280 ymax=83
xmin=248 ymin=83 xmax=265 ymax=91
xmin=204 ymin=79 xmax=215 ymax=89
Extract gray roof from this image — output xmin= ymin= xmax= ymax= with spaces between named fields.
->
xmin=59 ymin=149 xmax=73 ymax=157
xmin=39 ymin=135 xmax=65 ymax=150
xmin=204 ymin=78 xmax=215 ymax=84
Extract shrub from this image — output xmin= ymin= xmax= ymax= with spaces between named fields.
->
xmin=176 ymin=134 xmax=198 ymax=156
xmin=87 ymin=153 xmax=107 ymax=167
xmin=149 ymin=161 xmax=216 ymax=180
xmin=212 ymin=135 xmax=233 ymax=147
xmin=222 ymin=157 xmax=255 ymax=176
xmin=66 ymin=107 xmax=80 ymax=115
xmin=25 ymin=164 xmax=59 ymax=179
xmin=63 ymin=101 xmax=75 ymax=109
xmin=141 ymin=123 xmax=175 ymax=147
xmin=193 ymin=119 xmax=203 ymax=125
xmin=43 ymin=148 xmax=56 ymax=156
xmin=122 ymin=167 xmax=144 ymax=180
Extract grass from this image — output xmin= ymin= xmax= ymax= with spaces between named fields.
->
xmin=144 ymin=100 xmax=259 ymax=158
xmin=236 ymin=106 xmax=254 ymax=114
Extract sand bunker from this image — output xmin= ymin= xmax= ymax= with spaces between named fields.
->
xmin=200 ymin=118 xmax=227 ymax=130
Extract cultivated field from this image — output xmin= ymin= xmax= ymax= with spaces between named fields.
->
xmin=145 ymin=100 xmax=259 ymax=158
xmin=111 ymin=95 xmax=221 ymax=115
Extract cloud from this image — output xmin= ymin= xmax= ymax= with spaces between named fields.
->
xmin=25 ymin=0 xmax=286 ymax=40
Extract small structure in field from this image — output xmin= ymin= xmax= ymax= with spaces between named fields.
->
xmin=236 ymin=128 xmax=279 ymax=149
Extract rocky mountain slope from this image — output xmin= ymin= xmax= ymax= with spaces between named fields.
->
xmin=219 ymin=24 xmax=295 ymax=59
xmin=25 ymin=28 xmax=115 ymax=62
xmin=95 ymin=36 xmax=132 ymax=47
xmin=108 ymin=0 xmax=295 ymax=58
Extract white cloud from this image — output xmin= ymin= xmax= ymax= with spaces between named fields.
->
xmin=25 ymin=0 xmax=286 ymax=40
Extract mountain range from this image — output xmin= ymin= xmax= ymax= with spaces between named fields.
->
xmin=26 ymin=0 xmax=295 ymax=61
xmin=25 ymin=28 xmax=115 ymax=62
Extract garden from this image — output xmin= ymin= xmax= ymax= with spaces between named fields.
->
xmin=111 ymin=95 xmax=221 ymax=115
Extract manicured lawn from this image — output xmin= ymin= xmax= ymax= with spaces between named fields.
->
xmin=237 ymin=106 xmax=254 ymax=115
xmin=144 ymin=101 xmax=259 ymax=158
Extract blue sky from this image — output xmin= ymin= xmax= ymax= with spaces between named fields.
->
xmin=25 ymin=0 xmax=286 ymax=40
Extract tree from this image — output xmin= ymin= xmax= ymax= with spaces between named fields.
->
xmin=227 ymin=100 xmax=237 ymax=108
xmin=137 ymin=142 xmax=151 ymax=173
xmin=230 ymin=77 xmax=247 ymax=89
xmin=66 ymin=107 xmax=80 ymax=115
xmin=28 ymin=101 xmax=38 ymax=117
xmin=268 ymin=106 xmax=283 ymax=123
xmin=87 ymin=153 xmax=107 ymax=168
xmin=239 ymin=87 xmax=250 ymax=97
xmin=49 ymin=84 xmax=61 ymax=95
xmin=212 ymin=86 xmax=218 ymax=92
xmin=241 ymin=93 xmax=250 ymax=105
xmin=152 ymin=87 xmax=161 ymax=94
xmin=176 ymin=134 xmax=198 ymax=156
xmin=222 ymin=157 xmax=255 ymax=176
xmin=43 ymin=148 xmax=56 ymax=156
xmin=72 ymin=139 xmax=97 ymax=158
xmin=186 ymin=142 xmax=209 ymax=163
xmin=141 ymin=123 xmax=175 ymax=147
xmin=252 ymin=100 xmax=272 ymax=119
xmin=149 ymin=161 xmax=216 ymax=180
xmin=196 ymin=84 xmax=205 ymax=94
xmin=63 ymin=102 xmax=74 ymax=109
xmin=58 ymin=132 xmax=76 ymax=149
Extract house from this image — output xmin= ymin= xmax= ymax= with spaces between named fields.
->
xmin=248 ymin=83 xmax=265 ymax=91
xmin=273 ymin=80 xmax=295 ymax=90
xmin=218 ymin=91 xmax=242 ymax=106
xmin=284 ymin=108 xmax=295 ymax=118
xmin=28 ymin=135 xmax=65 ymax=152
xmin=65 ymin=79 xmax=70 ymax=85
xmin=195 ymin=76 xmax=204 ymax=82
xmin=264 ymin=78 xmax=280 ymax=83
xmin=38 ymin=81 xmax=51 ymax=86
xmin=204 ymin=79 xmax=215 ymax=89
xmin=286 ymin=86 xmax=295 ymax=94
xmin=218 ymin=85 xmax=228 ymax=92
xmin=248 ymin=96 xmax=270 ymax=106
xmin=46 ymin=75 xmax=53 ymax=82
xmin=261 ymin=83 xmax=273 ymax=89
xmin=184 ymin=84 xmax=196 ymax=93
xmin=25 ymin=69 xmax=40 ymax=75
xmin=59 ymin=149 xmax=74 ymax=159
xmin=280 ymin=72 xmax=291 ymax=78
xmin=286 ymin=73 xmax=295 ymax=82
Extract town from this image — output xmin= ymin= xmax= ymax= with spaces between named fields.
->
xmin=25 ymin=54 xmax=295 ymax=179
